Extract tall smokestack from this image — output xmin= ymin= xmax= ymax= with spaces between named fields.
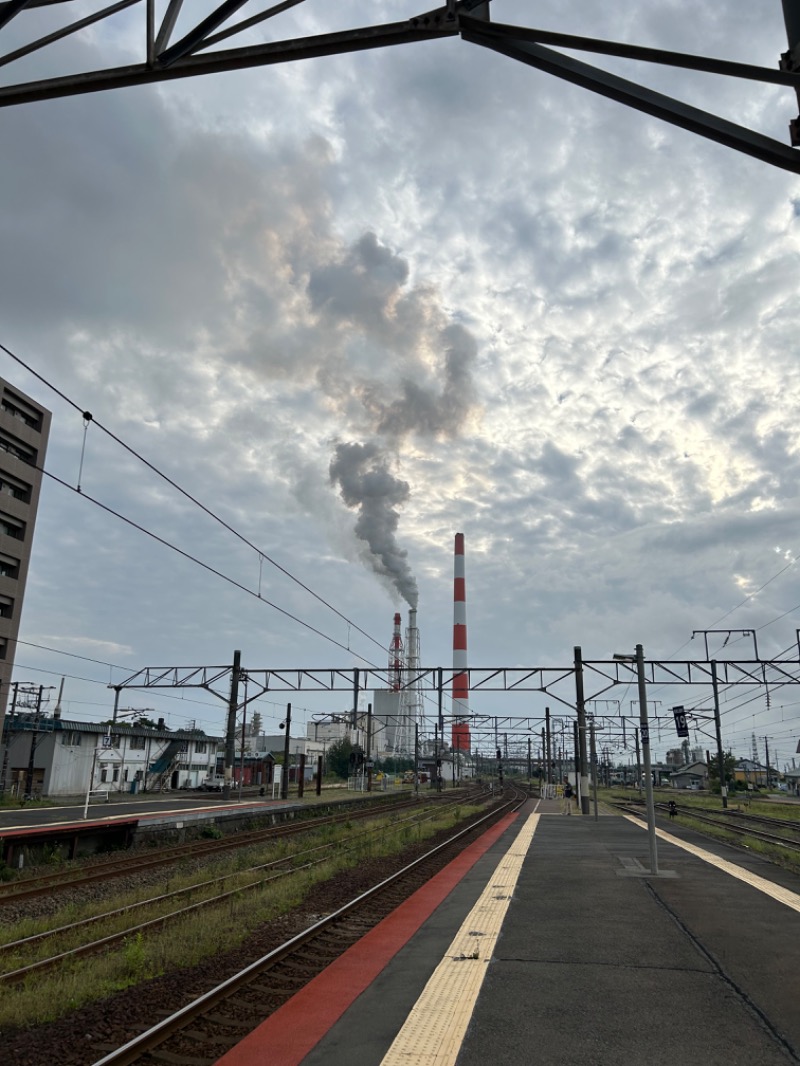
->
xmin=452 ymin=533 xmax=470 ymax=751
xmin=389 ymin=612 xmax=404 ymax=692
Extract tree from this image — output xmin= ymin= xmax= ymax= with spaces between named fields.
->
xmin=326 ymin=737 xmax=355 ymax=779
xmin=708 ymin=749 xmax=737 ymax=793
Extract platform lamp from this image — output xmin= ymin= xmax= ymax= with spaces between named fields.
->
xmin=613 ymin=646 xmax=659 ymax=875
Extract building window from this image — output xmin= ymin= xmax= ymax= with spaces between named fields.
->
xmin=0 ymin=428 xmax=36 ymax=466
xmin=0 ymin=473 xmax=31 ymax=503
xmin=0 ymin=552 xmax=20 ymax=579
xmin=0 ymin=596 xmax=13 ymax=619
xmin=2 ymin=390 xmax=42 ymax=431
xmin=61 ymin=731 xmax=82 ymax=746
xmin=0 ymin=512 xmax=25 ymax=541
xmin=100 ymin=766 xmax=109 ymax=783
xmin=129 ymin=735 xmax=146 ymax=750
xmin=195 ymin=741 xmax=207 ymax=754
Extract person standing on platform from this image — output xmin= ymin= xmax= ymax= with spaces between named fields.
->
xmin=563 ymin=779 xmax=573 ymax=814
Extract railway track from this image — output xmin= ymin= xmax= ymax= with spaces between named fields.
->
xmin=616 ymin=800 xmax=800 ymax=855
xmin=87 ymin=785 xmax=528 ymax=1066
xmin=0 ymin=791 xmax=468 ymax=906
xmin=0 ymin=792 xmax=486 ymax=987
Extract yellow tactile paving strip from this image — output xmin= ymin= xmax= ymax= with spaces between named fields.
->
xmin=623 ymin=815 xmax=800 ymax=914
xmin=380 ymin=812 xmax=540 ymax=1066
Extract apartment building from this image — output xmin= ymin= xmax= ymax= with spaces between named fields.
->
xmin=0 ymin=377 xmax=51 ymax=731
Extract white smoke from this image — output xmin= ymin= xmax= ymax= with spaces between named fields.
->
xmin=312 ymin=233 xmax=479 ymax=601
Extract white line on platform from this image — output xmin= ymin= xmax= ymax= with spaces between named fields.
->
xmin=624 ymin=815 xmax=800 ymax=914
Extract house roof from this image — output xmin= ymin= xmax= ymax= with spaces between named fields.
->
xmin=6 ymin=716 xmax=222 ymax=742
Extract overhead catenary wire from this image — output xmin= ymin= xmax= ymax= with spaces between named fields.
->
xmin=0 ymin=339 xmax=390 ymax=657
xmin=38 ymin=463 xmax=385 ymax=671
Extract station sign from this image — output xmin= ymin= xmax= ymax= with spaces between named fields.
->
xmin=672 ymin=706 xmax=689 ymax=738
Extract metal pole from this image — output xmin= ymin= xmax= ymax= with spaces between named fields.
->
xmin=414 ymin=722 xmax=419 ymax=797
xmin=281 ymin=702 xmax=291 ymax=800
xmin=765 ymin=736 xmax=772 ymax=792
xmin=111 ymin=685 xmax=120 ymax=724
xmin=783 ymin=0 xmax=800 ymax=53
xmin=23 ymin=686 xmax=43 ymax=800
xmin=634 ymin=726 xmax=641 ymax=796
xmin=83 ymin=741 xmax=100 ymax=820
xmin=222 ymin=651 xmax=241 ymax=802
xmin=366 ymin=702 xmax=372 ymax=792
xmin=711 ymin=660 xmax=727 ymax=809
xmin=238 ymin=675 xmax=247 ymax=803
xmin=636 ymin=644 xmax=659 ymax=875
xmin=0 ymin=682 xmax=16 ymax=795
xmin=352 ymin=668 xmax=360 ymax=726
xmin=590 ymin=719 xmax=598 ymax=821
xmin=575 ymin=647 xmax=590 ymax=814
xmin=545 ymin=707 xmax=551 ymax=785
xmin=316 ymin=754 xmax=322 ymax=796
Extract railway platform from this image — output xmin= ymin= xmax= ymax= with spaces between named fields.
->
xmin=218 ymin=794 xmax=800 ymax=1066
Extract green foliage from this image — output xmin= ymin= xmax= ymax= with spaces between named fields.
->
xmin=0 ymin=859 xmax=15 ymax=882
xmin=123 ymin=932 xmax=148 ymax=980
xmin=326 ymin=737 xmax=355 ymax=779
xmin=200 ymin=824 xmax=223 ymax=839
xmin=707 ymin=750 xmax=737 ymax=793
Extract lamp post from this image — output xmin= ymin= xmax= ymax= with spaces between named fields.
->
xmin=614 ymin=645 xmax=659 ymax=875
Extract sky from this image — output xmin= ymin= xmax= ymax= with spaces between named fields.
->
xmin=1 ymin=0 xmax=800 ymax=771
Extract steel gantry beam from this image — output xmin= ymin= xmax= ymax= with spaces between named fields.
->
xmin=117 ymin=656 xmax=800 ymax=706
xmin=1 ymin=1 xmax=800 ymax=172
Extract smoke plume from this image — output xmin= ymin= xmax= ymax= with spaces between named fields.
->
xmin=329 ymin=441 xmax=419 ymax=608
xmin=311 ymin=234 xmax=479 ymax=601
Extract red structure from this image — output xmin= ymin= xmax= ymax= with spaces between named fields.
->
xmin=452 ymin=533 xmax=471 ymax=751
xmin=389 ymin=612 xmax=404 ymax=692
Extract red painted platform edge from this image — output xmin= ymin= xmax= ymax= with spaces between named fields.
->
xmin=216 ymin=809 xmax=522 ymax=1066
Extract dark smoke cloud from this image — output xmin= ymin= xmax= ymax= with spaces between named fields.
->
xmin=329 ymin=441 xmax=419 ymax=608
xmin=311 ymin=233 xmax=479 ymax=604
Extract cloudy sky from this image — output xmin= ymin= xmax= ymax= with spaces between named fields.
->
xmin=1 ymin=0 xmax=800 ymax=771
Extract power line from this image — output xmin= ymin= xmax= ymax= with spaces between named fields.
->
xmin=39 ymin=463 xmax=385 ymax=669
xmin=0 ymin=339 xmax=389 ymax=656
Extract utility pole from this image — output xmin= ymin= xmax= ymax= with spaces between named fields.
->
xmin=281 ymin=702 xmax=292 ymax=800
xmin=366 ymin=702 xmax=372 ymax=792
xmin=634 ymin=726 xmax=641 ymax=796
xmin=590 ymin=719 xmax=598 ymax=821
xmin=222 ymin=651 xmax=241 ymax=801
xmin=545 ymin=707 xmax=551 ymax=785
xmin=634 ymin=644 xmax=659 ymax=875
xmin=711 ymin=660 xmax=728 ymax=809
xmin=765 ymin=736 xmax=772 ymax=791
xmin=414 ymin=721 xmax=419 ymax=797
xmin=575 ymin=647 xmax=590 ymax=814
xmin=23 ymin=686 xmax=44 ymax=800
xmin=0 ymin=681 xmax=16 ymax=795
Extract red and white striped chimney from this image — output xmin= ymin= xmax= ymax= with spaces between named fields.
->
xmin=389 ymin=612 xmax=403 ymax=692
xmin=452 ymin=532 xmax=470 ymax=751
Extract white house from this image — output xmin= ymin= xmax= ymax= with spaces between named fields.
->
xmin=0 ymin=714 xmax=222 ymax=797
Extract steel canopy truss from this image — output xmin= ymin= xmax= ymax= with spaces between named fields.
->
xmin=1 ymin=1 xmax=800 ymax=172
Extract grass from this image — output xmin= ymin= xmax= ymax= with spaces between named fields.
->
xmin=0 ymin=800 xmax=484 ymax=1030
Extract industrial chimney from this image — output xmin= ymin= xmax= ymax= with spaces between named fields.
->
xmin=452 ymin=532 xmax=471 ymax=751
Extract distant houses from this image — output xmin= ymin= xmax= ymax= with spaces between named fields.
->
xmin=0 ymin=714 xmax=222 ymax=798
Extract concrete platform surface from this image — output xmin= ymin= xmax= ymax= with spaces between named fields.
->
xmin=221 ymin=798 xmax=800 ymax=1066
